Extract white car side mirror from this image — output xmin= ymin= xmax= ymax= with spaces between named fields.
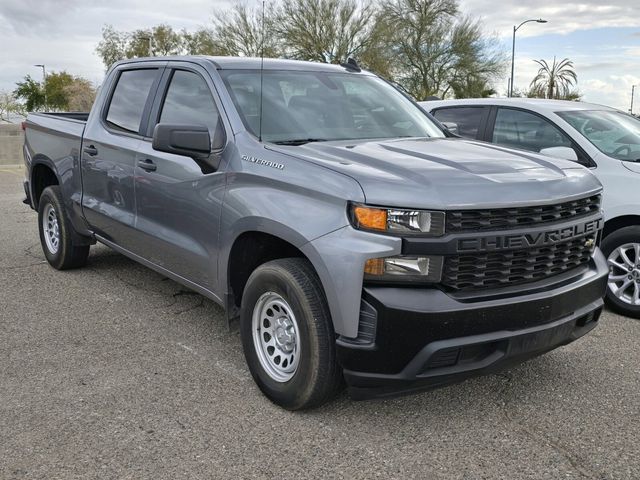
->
xmin=441 ymin=122 xmax=459 ymax=135
xmin=539 ymin=146 xmax=578 ymax=162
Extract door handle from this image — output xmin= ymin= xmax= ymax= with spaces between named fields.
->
xmin=83 ymin=145 xmax=98 ymax=156
xmin=137 ymin=159 xmax=157 ymax=172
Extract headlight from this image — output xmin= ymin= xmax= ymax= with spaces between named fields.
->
xmin=350 ymin=204 xmax=445 ymax=236
xmin=364 ymin=255 xmax=443 ymax=283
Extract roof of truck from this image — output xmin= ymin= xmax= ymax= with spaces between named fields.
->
xmin=116 ymin=55 xmax=366 ymax=73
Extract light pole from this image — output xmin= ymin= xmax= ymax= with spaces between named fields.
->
xmin=34 ymin=64 xmax=47 ymax=111
xmin=631 ymin=85 xmax=636 ymax=115
xmin=509 ymin=19 xmax=547 ymax=97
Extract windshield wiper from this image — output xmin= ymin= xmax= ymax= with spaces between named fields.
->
xmin=272 ymin=138 xmax=328 ymax=146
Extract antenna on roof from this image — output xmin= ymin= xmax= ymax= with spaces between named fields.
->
xmin=258 ymin=0 xmax=265 ymax=142
xmin=340 ymin=57 xmax=361 ymax=72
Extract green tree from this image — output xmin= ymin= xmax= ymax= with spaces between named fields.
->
xmin=208 ymin=3 xmax=281 ymax=57
xmin=96 ymin=25 xmax=128 ymax=69
xmin=380 ymin=0 xmax=504 ymax=100
xmin=96 ymin=24 xmax=186 ymax=69
xmin=274 ymin=0 xmax=387 ymax=66
xmin=45 ymin=71 xmax=75 ymax=110
xmin=181 ymin=28 xmax=224 ymax=55
xmin=14 ymin=72 xmax=95 ymax=112
xmin=13 ymin=75 xmax=45 ymax=111
xmin=127 ymin=24 xmax=183 ymax=57
xmin=529 ymin=57 xmax=578 ymax=99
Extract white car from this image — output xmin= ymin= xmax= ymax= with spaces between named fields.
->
xmin=420 ymin=98 xmax=640 ymax=318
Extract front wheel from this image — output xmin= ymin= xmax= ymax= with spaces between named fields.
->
xmin=601 ymin=226 xmax=640 ymax=319
xmin=240 ymin=258 xmax=342 ymax=410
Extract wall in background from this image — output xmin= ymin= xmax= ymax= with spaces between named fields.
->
xmin=0 ymin=125 xmax=24 ymax=165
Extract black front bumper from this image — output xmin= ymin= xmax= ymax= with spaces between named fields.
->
xmin=338 ymin=251 xmax=608 ymax=400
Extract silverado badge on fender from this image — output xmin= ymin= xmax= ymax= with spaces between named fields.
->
xmin=242 ymin=154 xmax=285 ymax=170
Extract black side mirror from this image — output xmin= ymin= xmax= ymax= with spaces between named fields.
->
xmin=152 ymin=123 xmax=211 ymax=160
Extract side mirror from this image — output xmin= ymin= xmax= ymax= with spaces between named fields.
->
xmin=441 ymin=122 xmax=459 ymax=135
xmin=539 ymin=146 xmax=578 ymax=162
xmin=152 ymin=123 xmax=211 ymax=160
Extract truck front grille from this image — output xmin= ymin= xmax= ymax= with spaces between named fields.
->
xmin=442 ymin=234 xmax=595 ymax=291
xmin=446 ymin=195 xmax=601 ymax=233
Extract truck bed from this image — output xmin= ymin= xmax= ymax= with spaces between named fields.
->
xmin=24 ymin=112 xmax=87 ymax=168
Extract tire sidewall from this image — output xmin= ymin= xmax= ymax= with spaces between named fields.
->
xmin=38 ymin=187 xmax=67 ymax=269
xmin=240 ymin=265 xmax=322 ymax=409
xmin=601 ymin=226 xmax=640 ymax=318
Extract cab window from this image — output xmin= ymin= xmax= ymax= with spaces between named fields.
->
xmin=106 ymin=69 xmax=158 ymax=134
xmin=432 ymin=107 xmax=487 ymax=140
xmin=492 ymin=108 xmax=572 ymax=152
xmin=159 ymin=70 xmax=220 ymax=134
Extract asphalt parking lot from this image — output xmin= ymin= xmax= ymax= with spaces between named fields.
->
xmin=1 ymin=167 xmax=639 ymax=480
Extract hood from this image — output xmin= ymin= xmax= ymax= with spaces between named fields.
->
xmin=269 ymin=137 xmax=602 ymax=209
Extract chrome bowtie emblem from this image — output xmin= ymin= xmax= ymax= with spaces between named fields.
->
xmin=584 ymin=238 xmax=595 ymax=249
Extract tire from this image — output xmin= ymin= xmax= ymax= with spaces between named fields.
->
xmin=240 ymin=258 xmax=342 ymax=410
xmin=38 ymin=186 xmax=90 ymax=270
xmin=601 ymin=226 xmax=640 ymax=319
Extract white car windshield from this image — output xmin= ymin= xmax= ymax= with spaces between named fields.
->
xmin=557 ymin=110 xmax=640 ymax=161
xmin=220 ymin=70 xmax=445 ymax=144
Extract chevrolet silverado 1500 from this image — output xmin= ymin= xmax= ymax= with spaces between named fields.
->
xmin=23 ymin=57 xmax=608 ymax=409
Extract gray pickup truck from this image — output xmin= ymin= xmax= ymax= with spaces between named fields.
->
xmin=23 ymin=56 xmax=608 ymax=409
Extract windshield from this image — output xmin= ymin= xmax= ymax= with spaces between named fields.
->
xmin=557 ymin=110 xmax=640 ymax=161
xmin=220 ymin=69 xmax=445 ymax=143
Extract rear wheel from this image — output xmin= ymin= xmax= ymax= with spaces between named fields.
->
xmin=601 ymin=226 xmax=640 ymax=319
xmin=240 ymin=258 xmax=342 ymax=410
xmin=38 ymin=186 xmax=90 ymax=270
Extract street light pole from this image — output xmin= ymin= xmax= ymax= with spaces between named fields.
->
xmin=631 ymin=85 xmax=636 ymax=115
xmin=509 ymin=18 xmax=547 ymax=98
xmin=34 ymin=64 xmax=47 ymax=111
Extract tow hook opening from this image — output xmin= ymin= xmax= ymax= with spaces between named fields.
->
xmin=576 ymin=307 xmax=602 ymax=327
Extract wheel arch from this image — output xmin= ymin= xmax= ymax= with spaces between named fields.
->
xmin=30 ymin=157 xmax=60 ymax=209
xmin=603 ymin=215 xmax=640 ymax=238
xmin=222 ymin=222 xmax=331 ymax=326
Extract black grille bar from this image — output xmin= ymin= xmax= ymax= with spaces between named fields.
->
xmin=446 ymin=195 xmax=601 ymax=233
xmin=442 ymin=234 xmax=595 ymax=291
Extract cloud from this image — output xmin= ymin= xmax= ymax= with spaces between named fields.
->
xmin=0 ymin=0 xmax=636 ymax=111
xmin=460 ymin=0 xmax=640 ymax=37
xmin=582 ymin=75 xmax=638 ymax=111
xmin=0 ymin=0 xmax=233 ymax=95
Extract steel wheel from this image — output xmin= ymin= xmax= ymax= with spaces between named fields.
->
xmin=42 ymin=203 xmax=60 ymax=255
xmin=607 ymin=242 xmax=640 ymax=306
xmin=251 ymin=291 xmax=300 ymax=383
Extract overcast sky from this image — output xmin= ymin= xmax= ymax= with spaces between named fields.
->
xmin=1 ymin=0 xmax=638 ymax=111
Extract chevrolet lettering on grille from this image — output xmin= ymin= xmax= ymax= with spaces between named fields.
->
xmin=457 ymin=217 xmax=603 ymax=253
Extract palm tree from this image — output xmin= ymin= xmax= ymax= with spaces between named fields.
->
xmin=529 ymin=57 xmax=577 ymax=99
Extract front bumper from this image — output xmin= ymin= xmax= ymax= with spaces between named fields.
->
xmin=338 ymin=250 xmax=608 ymax=400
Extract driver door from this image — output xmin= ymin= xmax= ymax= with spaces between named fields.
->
xmin=133 ymin=64 xmax=228 ymax=291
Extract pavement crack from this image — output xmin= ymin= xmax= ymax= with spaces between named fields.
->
xmin=5 ymin=261 xmax=47 ymax=270
xmin=173 ymin=298 xmax=205 ymax=315
xmin=495 ymin=374 xmax=603 ymax=480
xmin=23 ymin=242 xmax=43 ymax=261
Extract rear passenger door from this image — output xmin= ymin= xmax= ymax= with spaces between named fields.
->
xmin=81 ymin=64 xmax=164 ymax=247
xmin=132 ymin=63 xmax=229 ymax=291
xmin=431 ymin=106 xmax=490 ymax=140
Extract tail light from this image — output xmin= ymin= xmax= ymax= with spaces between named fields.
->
xmin=21 ymin=121 xmax=26 ymax=131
